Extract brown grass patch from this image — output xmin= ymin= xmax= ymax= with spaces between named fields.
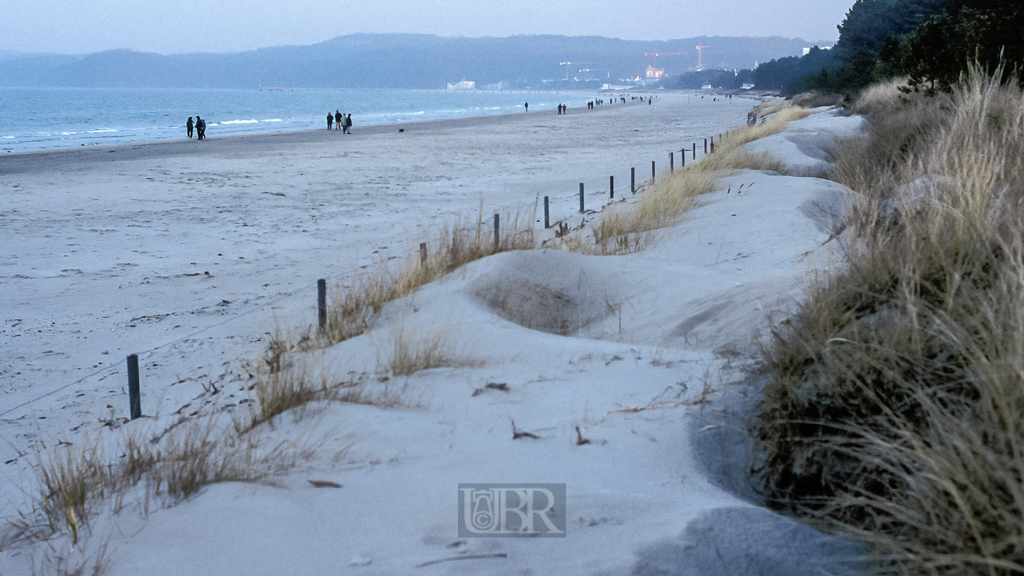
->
xmin=377 ymin=324 xmax=476 ymax=377
xmin=753 ymin=64 xmax=1024 ymax=574
xmin=565 ymin=106 xmax=801 ymax=255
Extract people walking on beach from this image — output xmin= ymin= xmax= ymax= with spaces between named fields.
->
xmin=524 ymin=102 xmax=528 ymax=112
xmin=343 ymin=113 xmax=352 ymax=134
xmin=186 ymin=117 xmax=194 ymax=139
xmin=335 ymin=110 xmax=342 ymax=130
xmin=327 ymin=112 xmax=334 ymax=130
xmin=196 ymin=116 xmax=206 ymax=140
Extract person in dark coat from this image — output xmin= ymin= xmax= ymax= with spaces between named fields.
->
xmin=327 ymin=112 xmax=333 ymax=130
xmin=335 ymin=111 xmax=342 ymax=130
xmin=186 ymin=117 xmax=194 ymax=139
xmin=196 ymin=116 xmax=206 ymax=140
xmin=343 ymin=113 xmax=352 ymax=134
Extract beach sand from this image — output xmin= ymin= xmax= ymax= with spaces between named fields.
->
xmin=0 ymin=95 xmax=869 ymax=575
xmin=0 ymin=93 xmax=742 ymax=438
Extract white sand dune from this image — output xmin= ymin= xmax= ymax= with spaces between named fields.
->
xmin=1 ymin=95 xmax=867 ymax=574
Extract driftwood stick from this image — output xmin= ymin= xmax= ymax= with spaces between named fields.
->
xmin=416 ymin=553 xmax=509 ymax=568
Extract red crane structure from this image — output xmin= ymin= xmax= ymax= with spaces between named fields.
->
xmin=695 ymin=45 xmax=711 ymax=70
xmin=642 ymin=51 xmax=682 ymax=79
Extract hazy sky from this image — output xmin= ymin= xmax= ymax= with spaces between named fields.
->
xmin=0 ymin=0 xmax=854 ymax=55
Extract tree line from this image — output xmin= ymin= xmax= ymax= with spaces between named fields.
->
xmin=753 ymin=0 xmax=1024 ymax=95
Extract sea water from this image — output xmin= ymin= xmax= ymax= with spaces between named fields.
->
xmin=0 ymin=87 xmax=598 ymax=153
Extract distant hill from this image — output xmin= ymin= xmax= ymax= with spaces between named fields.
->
xmin=0 ymin=34 xmax=826 ymax=89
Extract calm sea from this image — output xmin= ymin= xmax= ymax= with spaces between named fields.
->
xmin=0 ymin=87 xmax=598 ymax=153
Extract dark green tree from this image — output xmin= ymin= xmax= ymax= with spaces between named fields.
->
xmin=754 ymin=48 xmax=836 ymax=91
xmin=886 ymin=2 xmax=1024 ymax=94
xmin=833 ymin=0 xmax=951 ymax=61
xmin=783 ymin=0 xmax=950 ymax=93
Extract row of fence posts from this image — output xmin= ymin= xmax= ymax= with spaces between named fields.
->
xmin=545 ymin=135 xmax=722 ymax=219
xmin=124 ymin=132 xmax=729 ymax=419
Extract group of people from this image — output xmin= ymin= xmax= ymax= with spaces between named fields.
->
xmin=556 ymin=104 xmax=568 ymax=114
xmin=186 ymin=116 xmax=207 ymax=140
xmin=327 ymin=110 xmax=353 ymax=133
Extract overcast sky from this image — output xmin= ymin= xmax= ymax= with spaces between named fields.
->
xmin=0 ymin=0 xmax=855 ymax=55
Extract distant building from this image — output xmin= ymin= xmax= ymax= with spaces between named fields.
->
xmin=701 ymin=84 xmax=713 ymax=90
xmin=446 ymin=80 xmax=476 ymax=91
xmin=481 ymin=81 xmax=508 ymax=90
xmin=645 ymin=65 xmax=665 ymax=79
xmin=803 ymin=46 xmax=833 ymax=55
xmin=741 ymin=83 xmax=756 ymax=90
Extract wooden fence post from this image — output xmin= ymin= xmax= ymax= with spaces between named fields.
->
xmin=127 ymin=354 xmax=141 ymax=420
xmin=317 ymin=279 xmax=327 ymax=328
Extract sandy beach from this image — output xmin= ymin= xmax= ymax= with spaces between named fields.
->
xmin=0 ymin=94 xmax=744 ymax=438
xmin=0 ymin=94 xmax=870 ymax=575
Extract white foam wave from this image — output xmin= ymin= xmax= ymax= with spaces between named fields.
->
xmin=219 ymin=119 xmax=259 ymax=125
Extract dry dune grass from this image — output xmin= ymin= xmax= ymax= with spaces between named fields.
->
xmin=790 ymin=91 xmax=847 ymax=109
xmin=249 ymin=205 xmax=535 ymax=413
xmin=243 ymin=355 xmax=401 ymax=430
xmin=377 ymin=323 xmax=473 ymax=377
xmin=754 ymin=65 xmax=1024 ymax=574
xmin=569 ymin=107 xmax=798 ymax=255
xmin=23 ymin=416 xmax=302 ymax=551
xmin=305 ymin=204 xmax=535 ymax=349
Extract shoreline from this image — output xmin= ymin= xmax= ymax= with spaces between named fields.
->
xmin=0 ymin=98 xmax=646 ymax=174
xmin=0 ymin=87 xmax=634 ymax=160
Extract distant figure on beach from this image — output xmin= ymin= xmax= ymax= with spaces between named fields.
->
xmin=197 ymin=116 xmax=206 ymax=140
xmin=186 ymin=117 xmax=194 ymax=139
xmin=335 ymin=111 xmax=342 ymax=130
xmin=524 ymin=102 xmax=528 ymax=112
xmin=327 ymin=112 xmax=334 ymax=130
xmin=343 ymin=113 xmax=352 ymax=134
